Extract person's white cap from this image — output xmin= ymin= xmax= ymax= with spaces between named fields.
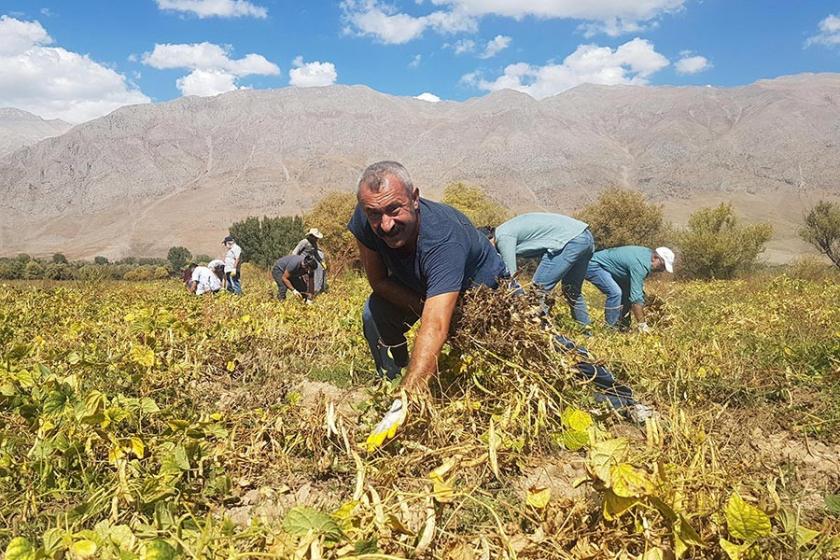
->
xmin=655 ymin=247 xmax=675 ymax=273
xmin=207 ymin=259 xmax=225 ymax=269
xmin=307 ymin=228 xmax=324 ymax=239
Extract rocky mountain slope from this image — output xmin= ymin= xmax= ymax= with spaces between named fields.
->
xmin=1 ymin=73 xmax=838 ymax=261
xmin=0 ymin=108 xmax=73 ymax=156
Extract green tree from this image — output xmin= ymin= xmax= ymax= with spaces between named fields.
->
xmin=52 ymin=253 xmax=68 ymax=264
xmin=94 ymin=256 xmax=109 ymax=265
xmin=441 ymin=182 xmax=511 ymax=227
xmin=676 ymin=203 xmax=773 ymax=279
xmin=167 ymin=246 xmax=192 ymax=272
xmin=576 ymin=188 xmax=666 ymax=249
xmin=800 ymin=200 xmax=840 ymax=270
xmin=229 ymin=215 xmax=306 ymax=268
xmin=305 ymin=191 xmax=359 ymax=272
xmin=194 ymin=254 xmax=212 ymax=264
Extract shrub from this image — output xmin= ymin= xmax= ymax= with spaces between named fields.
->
xmin=153 ymin=266 xmax=170 ymax=280
xmin=441 ymin=182 xmax=511 ymax=227
xmin=194 ymin=254 xmax=212 ymax=264
xmin=576 ymin=188 xmax=666 ymax=249
xmin=0 ymin=259 xmax=23 ymax=280
xmin=800 ymin=200 xmax=840 ymax=270
xmin=78 ymin=265 xmax=107 ymax=282
xmin=44 ymin=263 xmax=75 ymax=281
xmin=94 ymin=256 xmax=109 ymax=265
xmin=229 ymin=215 xmax=306 ymax=268
xmin=16 ymin=253 xmax=31 ymax=263
xmin=52 ymin=253 xmax=68 ymax=264
xmin=305 ymin=191 xmax=359 ymax=273
xmin=676 ymin=203 xmax=773 ymax=279
xmin=167 ymin=247 xmax=192 ymax=272
xmin=785 ymin=255 xmax=838 ymax=281
xmin=23 ymin=261 xmax=45 ymax=280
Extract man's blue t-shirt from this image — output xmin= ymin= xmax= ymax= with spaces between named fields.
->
xmin=348 ymin=198 xmax=507 ymax=298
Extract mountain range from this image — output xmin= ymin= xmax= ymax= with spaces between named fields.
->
xmin=1 ymin=73 xmax=838 ymax=262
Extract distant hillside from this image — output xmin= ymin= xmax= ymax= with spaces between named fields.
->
xmin=0 ymin=108 xmax=73 ymax=156
xmin=1 ymin=74 xmax=838 ymax=261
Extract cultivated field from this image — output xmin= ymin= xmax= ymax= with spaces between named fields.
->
xmin=1 ymin=269 xmax=838 ymax=559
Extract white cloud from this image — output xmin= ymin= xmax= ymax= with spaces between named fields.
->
xmin=289 ymin=56 xmax=338 ymax=87
xmin=478 ymin=34 xmax=511 ymax=58
xmin=675 ymin=54 xmax=711 ymax=75
xmin=142 ymin=42 xmax=279 ymax=96
xmin=0 ymin=16 xmax=149 ymax=122
xmin=408 ymin=54 xmax=422 ymax=68
xmin=345 ymin=0 xmax=684 ymax=43
xmin=452 ymin=38 xmax=476 ymax=54
xmin=156 ymin=0 xmax=268 ymax=19
xmin=464 ymin=37 xmax=669 ymax=99
xmin=341 ymin=0 xmax=477 ymax=44
xmin=806 ymin=14 xmax=840 ymax=47
xmin=415 ymin=92 xmax=441 ymax=102
xmin=177 ymin=69 xmax=240 ymax=96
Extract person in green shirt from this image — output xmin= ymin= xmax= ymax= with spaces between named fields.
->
xmin=481 ymin=213 xmax=594 ymax=324
xmin=582 ymin=246 xmax=675 ymax=331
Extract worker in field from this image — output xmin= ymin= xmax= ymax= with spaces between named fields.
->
xmin=478 ymin=212 xmax=594 ymax=324
xmin=582 ymin=246 xmax=675 ymax=332
xmin=208 ymin=259 xmax=225 ymax=282
xmin=271 ymin=254 xmax=318 ymax=302
xmin=292 ymin=228 xmax=328 ymax=295
xmin=351 ymin=162 xmax=654 ymax=451
xmin=185 ymin=263 xmax=222 ymax=295
xmin=222 ymin=235 xmax=243 ymax=295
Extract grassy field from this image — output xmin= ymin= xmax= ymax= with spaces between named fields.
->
xmin=0 ymin=268 xmax=838 ymax=559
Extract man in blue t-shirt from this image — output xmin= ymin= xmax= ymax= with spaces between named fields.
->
xmin=348 ymin=160 xmax=507 ymax=395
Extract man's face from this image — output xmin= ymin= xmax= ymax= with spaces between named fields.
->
xmin=358 ymin=177 xmax=420 ymax=250
xmin=651 ymin=254 xmax=665 ymax=273
xmin=225 ymin=241 xmax=233 ymax=249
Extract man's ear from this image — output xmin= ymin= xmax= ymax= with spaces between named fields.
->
xmin=412 ymin=187 xmax=420 ymax=209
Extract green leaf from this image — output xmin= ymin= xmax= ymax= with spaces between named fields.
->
xmin=141 ymin=540 xmax=177 ymax=560
xmin=354 ymin=539 xmax=379 ymax=555
xmin=725 ymin=493 xmax=771 ymax=542
xmin=79 ymin=390 xmax=105 ymax=421
xmin=673 ymin=515 xmax=704 ymax=559
xmin=42 ymin=390 xmax=68 ymax=415
xmin=109 ymin=525 xmax=136 ymax=551
xmin=161 ymin=445 xmax=190 ymax=474
xmin=283 ymin=506 xmax=344 ymax=543
xmin=5 ymin=537 xmax=37 ymax=560
xmin=826 ymin=494 xmax=840 ymax=516
xmin=140 ymin=397 xmax=160 ymax=414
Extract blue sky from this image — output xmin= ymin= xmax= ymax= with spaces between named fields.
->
xmin=1 ymin=0 xmax=838 ymax=122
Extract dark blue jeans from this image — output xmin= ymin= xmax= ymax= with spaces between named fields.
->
xmin=584 ymin=262 xmax=630 ymax=328
xmin=225 ymin=271 xmax=242 ymax=295
xmin=552 ymin=334 xmax=636 ymax=409
xmin=531 ymin=229 xmax=594 ymax=325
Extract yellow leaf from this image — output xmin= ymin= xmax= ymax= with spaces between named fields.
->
xmin=70 ymin=539 xmax=98 ymax=558
xmin=587 ymin=438 xmax=629 ymax=485
xmin=725 ymin=493 xmax=771 ymax=541
xmin=719 ymin=538 xmax=748 ymax=560
xmin=130 ymin=437 xmax=145 ymax=458
xmin=561 ymin=408 xmax=593 ymax=431
xmin=241 ymin=315 xmax=251 ymax=323
xmin=432 ymin=478 xmax=455 ymax=503
xmin=526 ymin=486 xmax=551 ymax=509
xmin=226 ymin=361 xmax=236 ymax=372
xmin=603 ymin=489 xmax=638 ymax=520
xmin=129 ymin=345 xmax=155 ymax=368
xmin=610 ymin=463 xmax=654 ymax=498
xmin=643 ymin=548 xmax=666 ymax=560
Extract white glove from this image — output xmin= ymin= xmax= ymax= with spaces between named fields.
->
xmin=366 ymin=397 xmax=407 ymax=452
xmin=291 ymin=289 xmax=302 ymax=299
xmin=637 ymin=322 xmax=651 ymax=333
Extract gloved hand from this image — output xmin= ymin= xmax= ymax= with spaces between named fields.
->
xmin=637 ymin=322 xmax=651 ymax=333
xmin=291 ymin=289 xmax=303 ymax=299
xmin=366 ymin=395 xmax=407 ymax=452
xmin=230 ymin=270 xmax=239 ymax=279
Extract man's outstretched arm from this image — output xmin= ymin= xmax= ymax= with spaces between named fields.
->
xmin=358 ymin=241 xmax=424 ymax=315
xmin=401 ymin=291 xmax=459 ymax=394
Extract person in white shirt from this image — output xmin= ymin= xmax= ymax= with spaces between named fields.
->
xmin=187 ymin=264 xmax=222 ymax=295
xmin=222 ymin=235 xmax=243 ymax=295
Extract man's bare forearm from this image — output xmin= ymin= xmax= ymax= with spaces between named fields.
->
xmin=631 ymin=303 xmax=645 ymax=323
xmin=401 ymin=319 xmax=448 ymax=394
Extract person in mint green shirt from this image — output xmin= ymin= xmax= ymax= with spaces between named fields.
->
xmin=480 ymin=213 xmax=594 ymax=324
xmin=582 ymin=246 xmax=675 ymax=331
